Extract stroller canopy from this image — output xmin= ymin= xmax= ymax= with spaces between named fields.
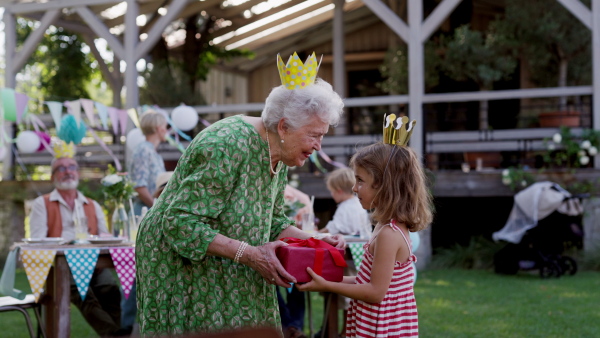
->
xmin=492 ymin=181 xmax=583 ymax=244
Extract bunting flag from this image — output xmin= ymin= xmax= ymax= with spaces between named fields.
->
xmin=45 ymin=101 xmax=64 ymax=130
xmin=1 ymin=88 xmax=17 ymax=122
xmin=107 ymin=106 xmax=119 ymax=135
xmin=127 ymin=108 xmax=140 ymax=129
xmin=65 ymin=100 xmax=82 ymax=126
xmin=64 ymin=248 xmax=100 ymax=301
xmin=318 ymin=150 xmax=347 ymax=169
xmin=109 ymin=247 xmax=136 ymax=300
xmin=21 ymin=249 xmax=56 ymax=302
xmin=95 ymin=101 xmax=109 ymax=130
xmin=348 ymin=243 xmax=364 ymax=270
xmin=117 ymin=109 xmax=129 ymax=136
xmin=14 ymin=92 xmax=30 ymax=124
xmin=80 ymin=99 xmax=96 ymax=127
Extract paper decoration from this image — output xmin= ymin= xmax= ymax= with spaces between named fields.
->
xmin=16 ymin=131 xmax=41 ymax=154
xmin=109 ymin=247 xmax=136 ymax=300
xmin=45 ymin=101 xmax=64 ymax=130
xmin=117 ymin=109 xmax=129 ymax=136
xmin=80 ymin=99 xmax=96 ymax=127
xmin=171 ymin=105 xmax=198 ymax=131
xmin=1 ymin=88 xmax=17 ymax=122
xmin=33 ymin=131 xmax=51 ymax=152
xmin=348 ymin=243 xmax=365 ymax=270
xmin=58 ymin=114 xmax=87 ymax=144
xmin=95 ymin=102 xmax=109 ymax=130
xmin=21 ymin=249 xmax=56 ymax=302
xmin=65 ymin=100 xmax=82 ymax=126
xmin=64 ymin=248 xmax=100 ymax=301
xmin=127 ymin=108 xmax=140 ymax=129
xmin=107 ymin=107 xmax=119 ymax=135
xmin=15 ymin=92 xmax=30 ymax=124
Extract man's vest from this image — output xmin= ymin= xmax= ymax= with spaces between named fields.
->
xmin=42 ymin=193 xmax=98 ymax=237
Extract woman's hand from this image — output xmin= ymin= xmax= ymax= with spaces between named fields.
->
xmin=320 ymin=234 xmax=346 ymax=249
xmin=296 ymin=267 xmax=329 ymax=292
xmin=244 ymin=241 xmax=297 ymax=287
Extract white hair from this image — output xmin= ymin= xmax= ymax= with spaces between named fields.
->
xmin=261 ymin=78 xmax=344 ymax=132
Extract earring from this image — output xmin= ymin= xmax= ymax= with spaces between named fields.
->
xmin=281 ymin=139 xmax=284 ymax=143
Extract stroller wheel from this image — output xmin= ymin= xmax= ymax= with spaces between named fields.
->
xmin=539 ymin=262 xmax=560 ymax=279
xmin=559 ymin=256 xmax=578 ymax=276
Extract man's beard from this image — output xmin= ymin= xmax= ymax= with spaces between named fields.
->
xmin=54 ymin=178 xmax=79 ymax=190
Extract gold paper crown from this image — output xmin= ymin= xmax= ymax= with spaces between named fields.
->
xmin=383 ymin=114 xmax=416 ymax=146
xmin=277 ymin=52 xmax=322 ymax=89
xmin=53 ymin=140 xmax=75 ymax=159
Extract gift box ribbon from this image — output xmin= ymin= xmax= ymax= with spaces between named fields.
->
xmin=280 ymin=237 xmax=347 ymax=276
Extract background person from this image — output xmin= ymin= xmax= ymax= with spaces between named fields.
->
xmin=30 ymin=148 xmax=126 ymax=337
xmin=136 ymin=54 xmax=346 ymax=336
xmin=129 ymin=110 xmax=167 ymax=216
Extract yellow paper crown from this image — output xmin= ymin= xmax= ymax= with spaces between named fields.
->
xmin=53 ymin=140 xmax=75 ymax=159
xmin=277 ymin=52 xmax=322 ymax=89
xmin=383 ymin=114 xmax=416 ymax=146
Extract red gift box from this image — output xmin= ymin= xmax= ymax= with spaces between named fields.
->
xmin=276 ymin=237 xmax=347 ymax=283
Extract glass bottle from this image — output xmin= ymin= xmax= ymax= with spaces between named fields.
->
xmin=111 ymin=201 xmax=129 ymax=238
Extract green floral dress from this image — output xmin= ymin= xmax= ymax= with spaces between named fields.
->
xmin=136 ymin=115 xmax=293 ymax=336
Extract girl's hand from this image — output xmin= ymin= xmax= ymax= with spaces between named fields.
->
xmin=296 ymin=267 xmax=329 ymax=292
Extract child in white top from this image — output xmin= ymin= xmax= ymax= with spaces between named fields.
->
xmin=319 ymin=168 xmax=371 ymax=237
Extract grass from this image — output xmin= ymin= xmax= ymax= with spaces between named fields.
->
xmin=3 ymin=269 xmax=600 ymax=337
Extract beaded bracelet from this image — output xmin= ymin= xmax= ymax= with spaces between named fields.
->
xmin=234 ymin=241 xmax=248 ymax=263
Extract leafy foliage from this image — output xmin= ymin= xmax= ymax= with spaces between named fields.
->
xmin=501 ymin=167 xmax=536 ymax=192
xmin=430 ymin=236 xmax=505 ymax=270
xmin=101 ymin=165 xmax=136 ymax=209
xmin=542 ymin=126 xmax=600 ymax=169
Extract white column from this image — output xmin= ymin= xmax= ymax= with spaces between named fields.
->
xmin=333 ymin=0 xmax=347 ymax=136
xmin=3 ymin=9 xmax=16 ymax=179
xmin=593 ymin=0 xmax=600 ymax=168
xmin=124 ymin=0 xmax=139 ymax=109
xmin=408 ymin=0 xmax=424 ymax=160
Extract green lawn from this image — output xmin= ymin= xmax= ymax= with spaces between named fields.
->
xmin=3 ymin=269 xmax=600 ymax=337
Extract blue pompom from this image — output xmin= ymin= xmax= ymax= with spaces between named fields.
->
xmin=57 ymin=115 xmax=87 ymax=145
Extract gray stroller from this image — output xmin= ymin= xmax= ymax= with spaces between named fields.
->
xmin=493 ymin=182 xmax=585 ymax=278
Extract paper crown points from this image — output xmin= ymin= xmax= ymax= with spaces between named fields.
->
xmin=277 ymin=52 xmax=322 ymax=89
xmin=53 ymin=140 xmax=75 ymax=159
xmin=383 ymin=114 xmax=416 ymax=146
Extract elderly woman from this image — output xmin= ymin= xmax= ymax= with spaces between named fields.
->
xmin=130 ymin=110 xmax=168 ymax=214
xmin=136 ymin=72 xmax=345 ymax=335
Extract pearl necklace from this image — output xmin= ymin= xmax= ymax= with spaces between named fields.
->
xmin=264 ymin=124 xmax=282 ymax=175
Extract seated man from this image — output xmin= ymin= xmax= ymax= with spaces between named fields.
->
xmin=29 ymin=144 xmax=127 ymax=337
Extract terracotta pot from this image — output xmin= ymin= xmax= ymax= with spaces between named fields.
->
xmin=464 ymin=152 xmax=503 ymax=169
xmin=539 ymin=111 xmax=581 ymax=128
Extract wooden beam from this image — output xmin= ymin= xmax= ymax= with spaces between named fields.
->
xmin=102 ymin=1 xmax=169 ymax=29
xmin=8 ymin=0 xmax=122 ymax=14
xmin=592 ymin=0 xmax=600 ymax=168
xmin=76 ymin=6 xmax=125 ymax=60
xmin=408 ymin=0 xmax=424 ymax=159
xmin=124 ymin=0 xmax=139 ymax=109
xmin=216 ymin=1 xmax=333 ymax=47
xmin=321 ymin=52 xmax=386 ymax=63
xmin=362 ymin=0 xmax=409 ymax=43
xmin=81 ymin=34 xmax=121 ymax=103
xmin=556 ymin=0 xmax=592 ymax=30
xmin=13 ymin=10 xmax=61 ymax=71
xmin=135 ymin=0 xmax=189 ymax=59
xmin=421 ymin=0 xmax=462 ymax=42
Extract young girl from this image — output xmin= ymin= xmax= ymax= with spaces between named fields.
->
xmin=297 ymin=142 xmax=433 ymax=337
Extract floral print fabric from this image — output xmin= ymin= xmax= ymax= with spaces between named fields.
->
xmin=130 ymin=141 xmax=165 ymax=196
xmin=136 ymin=115 xmax=293 ymax=336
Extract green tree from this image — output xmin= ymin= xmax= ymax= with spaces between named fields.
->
xmin=140 ymin=13 xmax=253 ymax=106
xmin=439 ymin=24 xmax=518 ymax=129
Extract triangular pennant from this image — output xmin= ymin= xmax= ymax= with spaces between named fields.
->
xmin=94 ymin=102 xmax=109 ymax=130
xmin=348 ymin=243 xmax=364 ymax=271
xmin=14 ymin=92 xmax=30 ymax=124
xmin=127 ymin=108 xmax=140 ymax=129
xmin=45 ymin=101 xmax=64 ymax=130
xmin=64 ymin=248 xmax=100 ymax=301
xmin=1 ymin=88 xmax=17 ymax=122
xmin=80 ymin=99 xmax=96 ymax=127
xmin=109 ymin=247 xmax=136 ymax=300
xmin=65 ymin=100 xmax=82 ymax=127
xmin=117 ymin=109 xmax=129 ymax=136
xmin=107 ymin=107 xmax=119 ymax=135
xmin=21 ymin=249 xmax=56 ymax=302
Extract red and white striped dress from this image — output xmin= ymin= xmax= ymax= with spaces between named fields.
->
xmin=345 ymin=220 xmax=418 ymax=337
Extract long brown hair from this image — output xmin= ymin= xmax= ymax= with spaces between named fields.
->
xmin=350 ymin=142 xmax=433 ymax=231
